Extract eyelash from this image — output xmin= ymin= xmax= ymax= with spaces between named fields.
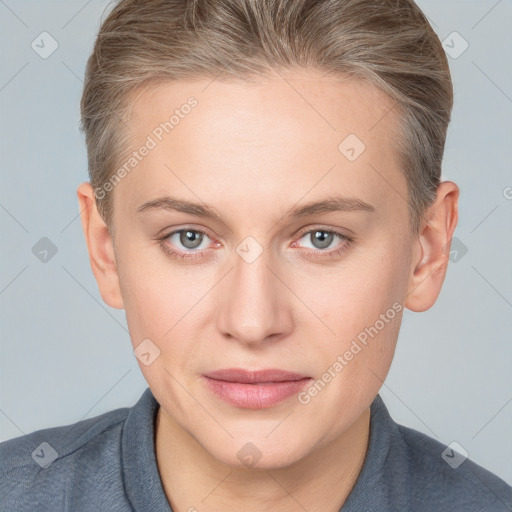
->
xmin=156 ymin=227 xmax=354 ymax=261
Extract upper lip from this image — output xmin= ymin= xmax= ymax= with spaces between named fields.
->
xmin=204 ymin=368 xmax=311 ymax=384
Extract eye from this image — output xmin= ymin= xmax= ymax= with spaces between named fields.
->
xmin=157 ymin=226 xmax=353 ymax=261
xmin=299 ymin=230 xmax=338 ymax=250
xmin=157 ymin=228 xmax=217 ymax=260
xmin=293 ymin=228 xmax=353 ymax=257
xmin=169 ymin=229 xmax=209 ymax=251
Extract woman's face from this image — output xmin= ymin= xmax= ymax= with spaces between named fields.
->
xmin=110 ymin=70 xmax=417 ymax=468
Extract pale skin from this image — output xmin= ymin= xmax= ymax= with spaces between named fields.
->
xmin=77 ymin=69 xmax=458 ymax=511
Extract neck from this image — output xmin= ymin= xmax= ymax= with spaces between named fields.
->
xmin=155 ymin=406 xmax=371 ymax=512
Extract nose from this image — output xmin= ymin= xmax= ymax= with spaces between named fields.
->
xmin=216 ymin=241 xmax=293 ymax=346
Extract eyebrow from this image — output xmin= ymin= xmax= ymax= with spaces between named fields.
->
xmin=136 ymin=195 xmax=375 ymax=221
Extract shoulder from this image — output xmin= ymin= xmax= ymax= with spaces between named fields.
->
xmin=0 ymin=405 xmax=129 ymax=473
xmin=352 ymin=394 xmax=512 ymax=511
xmin=0 ymin=404 xmax=130 ymax=511
xmin=394 ymin=421 xmax=512 ymax=510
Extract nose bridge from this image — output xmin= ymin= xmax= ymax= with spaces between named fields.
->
xmin=216 ymin=236 xmax=291 ymax=344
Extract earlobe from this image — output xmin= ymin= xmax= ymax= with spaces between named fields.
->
xmin=405 ymin=181 xmax=459 ymax=312
xmin=76 ymin=182 xmax=125 ymax=309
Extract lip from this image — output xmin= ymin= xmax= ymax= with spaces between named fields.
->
xmin=202 ymin=368 xmax=312 ymax=409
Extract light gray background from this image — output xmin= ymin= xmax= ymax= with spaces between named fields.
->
xmin=1 ymin=0 xmax=511 ymax=485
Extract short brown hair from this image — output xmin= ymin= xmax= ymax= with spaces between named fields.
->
xmin=80 ymin=0 xmax=453 ymax=235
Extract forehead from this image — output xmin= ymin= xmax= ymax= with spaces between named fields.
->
xmin=127 ymin=70 xmax=397 ymax=149
xmin=115 ymin=70 xmax=406 ymax=223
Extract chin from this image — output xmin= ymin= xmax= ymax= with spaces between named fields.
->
xmin=203 ymin=436 xmax=310 ymax=470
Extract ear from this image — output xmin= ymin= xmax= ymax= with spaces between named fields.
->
xmin=405 ymin=181 xmax=459 ymax=312
xmin=77 ymin=182 xmax=124 ymax=309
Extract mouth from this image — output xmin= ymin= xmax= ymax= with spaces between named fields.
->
xmin=201 ymin=368 xmax=312 ymax=409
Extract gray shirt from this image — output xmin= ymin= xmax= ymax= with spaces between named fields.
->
xmin=1 ymin=387 xmax=511 ymax=511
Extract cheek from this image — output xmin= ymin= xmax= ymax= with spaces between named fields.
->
xmin=115 ymin=246 xmax=182 ymax=344
xmin=309 ymin=261 xmax=405 ymax=334
xmin=117 ymin=247 xmax=219 ymax=367
xmin=298 ymin=268 xmax=405 ymax=420
xmin=299 ymin=236 xmax=410 ymax=366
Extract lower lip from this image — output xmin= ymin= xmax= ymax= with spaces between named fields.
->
xmin=202 ymin=376 xmax=312 ymax=409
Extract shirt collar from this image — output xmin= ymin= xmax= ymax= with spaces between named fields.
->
xmin=122 ymin=387 xmax=173 ymax=512
xmin=340 ymin=393 xmax=395 ymax=510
